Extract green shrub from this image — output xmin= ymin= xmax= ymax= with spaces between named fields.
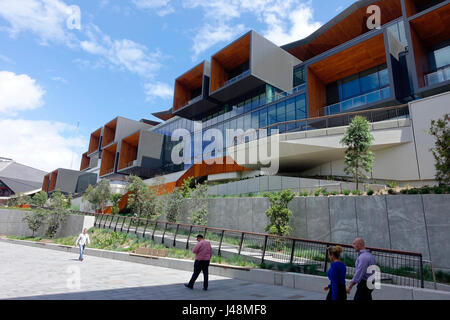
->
xmin=388 ymin=189 xmax=395 ymax=195
xmin=352 ymin=190 xmax=361 ymax=195
xmin=433 ymin=186 xmax=443 ymax=194
xmin=367 ymin=189 xmax=374 ymax=196
xmin=314 ymin=191 xmax=321 ymax=197
xmin=407 ymin=188 xmax=419 ymax=195
xmin=343 ymin=190 xmax=351 ymax=196
xmin=419 ymin=186 xmax=431 ymax=194
xmin=387 ymin=181 xmax=399 ymax=188
xmin=331 ymin=191 xmax=338 ymax=196
xmin=400 ymin=189 xmax=408 ymax=194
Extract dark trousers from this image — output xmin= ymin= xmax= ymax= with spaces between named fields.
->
xmin=188 ymin=260 xmax=210 ymax=289
xmin=326 ymin=284 xmax=347 ymax=301
xmin=354 ymin=280 xmax=373 ymax=301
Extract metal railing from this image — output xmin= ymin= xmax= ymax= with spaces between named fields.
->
xmin=233 ymin=104 xmax=410 ymax=143
xmin=225 ymin=69 xmax=251 ymax=86
xmin=425 ymin=65 xmax=450 ymax=86
xmin=273 ymin=84 xmax=306 ymax=102
xmin=93 ymin=213 xmax=425 ymax=288
xmin=319 ymin=87 xmax=391 ymax=117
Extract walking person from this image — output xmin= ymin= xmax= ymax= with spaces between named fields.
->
xmin=324 ymin=246 xmax=347 ymax=300
xmin=346 ymin=237 xmax=377 ymax=300
xmin=75 ymin=228 xmax=91 ymax=262
xmin=185 ymin=234 xmax=212 ymax=291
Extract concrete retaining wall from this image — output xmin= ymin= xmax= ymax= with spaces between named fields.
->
xmin=3 ymin=238 xmax=449 ymax=300
xmin=174 ymin=194 xmax=450 ymax=270
xmin=207 ymin=176 xmax=386 ymax=196
xmin=0 ymin=209 xmax=95 ymax=238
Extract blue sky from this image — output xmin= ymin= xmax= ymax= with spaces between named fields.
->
xmin=0 ymin=0 xmax=355 ymax=172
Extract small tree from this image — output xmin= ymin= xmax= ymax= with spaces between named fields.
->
xmin=164 ymin=187 xmax=184 ymax=223
xmin=429 ymin=114 xmax=449 ymax=186
xmin=180 ymin=177 xmax=193 ymax=198
xmin=22 ymin=209 xmax=47 ymax=237
xmin=189 ymin=183 xmax=209 ymax=226
xmin=46 ymin=190 xmax=71 ymax=238
xmin=264 ymin=190 xmax=295 ymax=237
xmin=340 ymin=116 xmax=374 ymax=190
xmin=110 ymin=193 xmax=123 ymax=215
xmin=82 ymin=180 xmax=111 ymax=213
xmin=127 ymin=176 xmax=162 ymax=220
xmin=32 ymin=191 xmax=48 ymax=207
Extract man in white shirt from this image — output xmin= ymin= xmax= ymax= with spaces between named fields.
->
xmin=75 ymin=228 xmax=91 ymax=261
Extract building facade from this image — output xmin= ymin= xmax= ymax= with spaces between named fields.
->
xmin=44 ymin=0 xmax=450 ymax=195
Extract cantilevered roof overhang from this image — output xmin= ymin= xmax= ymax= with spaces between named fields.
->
xmin=281 ymin=0 xmax=402 ymax=61
xmin=172 ymin=61 xmax=218 ymax=119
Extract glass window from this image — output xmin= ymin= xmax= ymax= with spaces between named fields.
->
xmin=251 ymin=111 xmax=259 ymax=130
xmin=268 ymin=105 xmax=277 ymax=125
xmin=244 ymin=114 xmax=251 ymax=131
xmin=259 ymin=93 xmax=266 ymax=107
xmin=378 ymin=68 xmax=389 ymax=87
xmin=259 ymin=108 xmax=268 ymax=128
xmin=433 ymin=45 xmax=450 ymax=69
xmin=236 ymin=116 xmax=243 ymax=130
xmin=293 ymin=65 xmax=306 ymax=87
xmin=286 ymin=98 xmax=296 ymax=131
xmin=230 ymin=118 xmax=237 ymax=131
xmin=237 ymin=102 xmax=244 ymax=115
xmin=295 ymin=94 xmax=306 ymax=119
xmin=340 ymin=75 xmax=360 ymax=100
xmin=251 ymin=96 xmax=259 ymax=110
xmin=244 ymin=99 xmax=252 ymax=113
xmin=360 ymin=68 xmax=379 ymax=93
xmin=276 ymin=101 xmax=285 ymax=123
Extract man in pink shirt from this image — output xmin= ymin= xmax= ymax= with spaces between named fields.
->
xmin=185 ymin=234 xmax=212 ymax=291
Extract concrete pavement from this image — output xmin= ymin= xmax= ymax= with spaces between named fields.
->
xmin=0 ymin=241 xmax=324 ymax=300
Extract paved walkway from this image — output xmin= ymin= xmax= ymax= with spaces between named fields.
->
xmin=0 ymin=242 xmax=324 ymax=300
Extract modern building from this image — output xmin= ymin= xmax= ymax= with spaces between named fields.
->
xmin=44 ymin=0 xmax=450 ymax=196
xmin=0 ymin=157 xmax=47 ymax=203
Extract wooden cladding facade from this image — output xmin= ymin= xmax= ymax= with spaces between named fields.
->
xmin=80 ymin=152 xmax=90 ymax=171
xmin=286 ymin=0 xmax=401 ymax=61
xmin=211 ymin=33 xmax=251 ymax=93
xmin=173 ymin=62 xmax=204 ymax=112
xmin=118 ymin=131 xmax=140 ymax=171
xmin=42 ymin=174 xmax=50 ymax=192
xmin=49 ymin=170 xmax=58 ymax=192
xmin=88 ymin=128 xmax=101 ymax=155
xmin=99 ymin=143 xmax=117 ymax=177
xmin=308 ymin=34 xmax=387 ymax=117
xmin=102 ymin=118 xmax=118 ymax=148
xmin=409 ymin=3 xmax=450 ymax=88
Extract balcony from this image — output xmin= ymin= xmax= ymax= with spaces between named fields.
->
xmin=117 ymin=130 xmax=165 ymax=179
xmin=87 ymin=128 xmax=102 ymax=156
xmin=173 ymin=61 xmax=218 ymax=119
xmin=102 ymin=118 xmax=118 ymax=148
xmin=319 ymin=87 xmax=391 ymax=116
xmin=424 ymin=65 xmax=450 ymax=86
xmin=308 ymin=33 xmax=388 ymax=118
xmin=80 ymin=152 xmax=90 ymax=171
xmin=210 ymin=30 xmax=300 ymax=102
xmin=99 ymin=142 xmax=117 ymax=177
xmin=273 ymin=84 xmax=306 ymax=102
xmin=409 ymin=3 xmax=450 ymax=90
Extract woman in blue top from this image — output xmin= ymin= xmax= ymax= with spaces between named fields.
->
xmin=324 ymin=245 xmax=347 ymax=300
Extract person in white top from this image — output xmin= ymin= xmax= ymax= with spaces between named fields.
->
xmin=75 ymin=228 xmax=91 ymax=261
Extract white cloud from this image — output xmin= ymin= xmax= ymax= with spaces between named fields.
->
xmin=0 ymin=71 xmax=45 ymax=116
xmin=192 ymin=23 xmax=246 ymax=60
xmin=0 ymin=54 xmax=14 ymax=64
xmin=144 ymin=82 xmax=173 ymax=101
xmin=131 ymin=0 xmax=174 ymax=16
xmin=51 ymin=76 xmax=68 ymax=84
xmin=80 ymin=24 xmax=163 ymax=78
xmin=0 ymin=118 xmax=86 ymax=172
xmin=181 ymin=0 xmax=322 ymax=58
xmin=0 ymin=0 xmax=80 ymax=46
